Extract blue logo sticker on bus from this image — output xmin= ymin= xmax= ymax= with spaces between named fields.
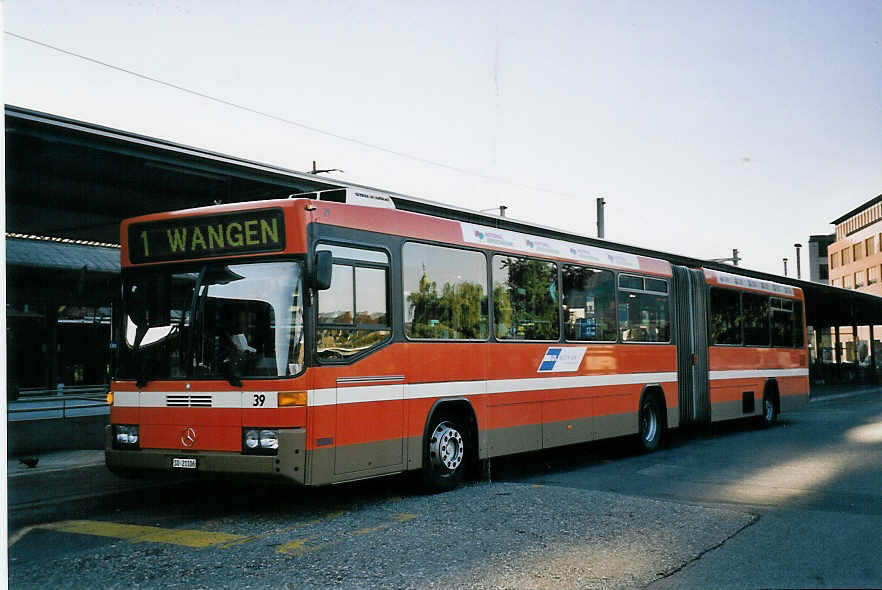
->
xmin=537 ymin=346 xmax=587 ymax=373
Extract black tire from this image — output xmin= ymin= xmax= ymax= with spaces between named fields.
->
xmin=421 ymin=415 xmax=468 ymax=492
xmin=759 ymin=394 xmax=778 ymax=428
xmin=638 ymin=395 xmax=663 ymax=452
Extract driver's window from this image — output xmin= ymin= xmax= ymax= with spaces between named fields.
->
xmin=316 ymin=244 xmax=391 ymax=361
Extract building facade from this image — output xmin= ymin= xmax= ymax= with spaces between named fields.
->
xmin=826 ymin=194 xmax=882 ymax=368
xmin=829 ymin=195 xmax=882 ymax=296
xmin=808 ymin=234 xmax=835 ymax=284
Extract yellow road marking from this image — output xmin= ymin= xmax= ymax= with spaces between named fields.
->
xmin=217 ymin=510 xmax=349 ymax=549
xmin=40 ymin=520 xmax=247 ymax=548
xmin=277 ymin=513 xmax=420 ymax=556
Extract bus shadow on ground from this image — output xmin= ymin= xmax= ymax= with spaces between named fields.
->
xmin=90 ymin=416 xmax=787 ymax=524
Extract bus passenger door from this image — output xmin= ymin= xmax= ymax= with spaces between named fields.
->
xmin=334 ymin=372 xmax=405 ymax=475
xmin=672 ymin=266 xmax=709 ymax=424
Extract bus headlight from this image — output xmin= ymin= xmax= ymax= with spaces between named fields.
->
xmin=112 ymin=425 xmax=140 ymax=449
xmin=259 ymin=429 xmax=279 ymax=450
xmin=243 ymin=428 xmax=278 ymax=455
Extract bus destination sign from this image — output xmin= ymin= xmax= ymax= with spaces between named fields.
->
xmin=128 ymin=209 xmax=286 ymax=263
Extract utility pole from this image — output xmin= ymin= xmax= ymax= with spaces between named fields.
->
xmin=709 ymin=249 xmax=741 ymax=266
xmin=479 ymin=205 xmax=508 ymax=217
xmin=309 ymin=161 xmax=343 ymax=174
xmin=596 ymin=197 xmax=606 ymax=239
xmin=794 ymin=243 xmax=802 ymax=279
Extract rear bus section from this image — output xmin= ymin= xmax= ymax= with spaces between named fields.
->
xmin=703 ymin=269 xmax=809 ymax=423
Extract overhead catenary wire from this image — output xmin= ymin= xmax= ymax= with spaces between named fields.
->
xmin=5 ymin=31 xmax=580 ymax=200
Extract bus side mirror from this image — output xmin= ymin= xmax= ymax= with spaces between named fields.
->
xmin=314 ymin=251 xmax=333 ymax=290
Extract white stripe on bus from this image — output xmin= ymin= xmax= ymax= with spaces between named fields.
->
xmin=708 ymin=368 xmax=808 ymax=380
xmin=113 ymin=368 xmax=807 ymax=409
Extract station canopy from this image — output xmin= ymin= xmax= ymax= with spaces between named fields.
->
xmin=5 ymin=105 xmax=881 ymax=330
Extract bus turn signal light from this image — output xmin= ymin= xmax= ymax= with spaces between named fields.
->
xmin=107 ymin=391 xmax=114 ymax=405
xmin=278 ymin=391 xmax=307 ymax=407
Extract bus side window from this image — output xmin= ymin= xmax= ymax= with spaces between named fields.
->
xmin=617 ymin=275 xmax=670 ymax=343
xmin=492 ymin=255 xmax=559 ymax=341
xmin=316 ymin=246 xmax=391 ymax=361
xmin=562 ymin=265 xmax=616 ymax=342
xmin=710 ymin=287 xmax=742 ymax=345
xmin=742 ymin=292 xmax=770 ymax=346
xmin=402 ymin=242 xmax=488 ymax=340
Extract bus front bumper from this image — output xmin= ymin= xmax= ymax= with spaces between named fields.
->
xmin=104 ymin=426 xmax=307 ymax=484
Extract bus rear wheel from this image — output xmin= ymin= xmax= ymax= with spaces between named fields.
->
xmin=759 ymin=395 xmax=778 ymax=428
xmin=639 ymin=395 xmax=663 ymax=452
xmin=421 ymin=417 xmax=467 ymax=492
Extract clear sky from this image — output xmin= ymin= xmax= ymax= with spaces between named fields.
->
xmin=3 ymin=0 xmax=880 ymax=276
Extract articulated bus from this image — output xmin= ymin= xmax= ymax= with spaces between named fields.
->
xmin=106 ymin=189 xmax=808 ymax=490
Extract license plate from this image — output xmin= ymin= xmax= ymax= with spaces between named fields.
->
xmin=172 ymin=458 xmax=197 ymax=469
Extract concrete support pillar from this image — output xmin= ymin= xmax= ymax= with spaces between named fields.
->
xmin=45 ymin=303 xmax=60 ymax=390
xmin=834 ymin=326 xmax=842 ymax=382
xmin=869 ymin=325 xmax=877 ymax=383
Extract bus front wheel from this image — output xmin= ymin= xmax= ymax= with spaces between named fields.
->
xmin=421 ymin=416 xmax=467 ymax=492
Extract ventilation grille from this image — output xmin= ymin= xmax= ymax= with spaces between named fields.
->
xmin=166 ymin=394 xmax=212 ymax=407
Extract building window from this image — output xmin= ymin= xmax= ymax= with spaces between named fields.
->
xmin=866 ymin=237 xmax=876 ymax=257
xmin=844 ymin=274 xmax=854 ymax=289
xmin=402 ymin=242 xmax=488 ymax=340
xmin=842 ymin=248 xmax=852 ymax=265
xmin=855 ymin=271 xmax=865 ymax=289
xmin=854 ymin=243 xmax=864 ymax=261
xmin=868 ymin=266 xmax=878 ymax=286
xmin=830 ymin=251 xmax=839 ymax=269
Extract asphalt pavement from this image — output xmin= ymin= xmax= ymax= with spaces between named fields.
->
xmin=6 ymin=388 xmax=882 ymax=589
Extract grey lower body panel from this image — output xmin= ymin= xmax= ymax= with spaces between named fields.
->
xmin=104 ymin=426 xmax=307 ymax=484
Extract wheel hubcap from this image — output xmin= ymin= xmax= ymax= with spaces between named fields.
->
xmin=642 ymin=404 xmax=657 ymax=442
xmin=429 ymin=422 xmax=464 ymax=472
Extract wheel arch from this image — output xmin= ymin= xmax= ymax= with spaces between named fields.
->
xmin=640 ymin=383 xmax=669 ymax=431
xmin=421 ymin=397 xmax=480 ymax=462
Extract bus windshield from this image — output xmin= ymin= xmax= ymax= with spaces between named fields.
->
xmin=119 ymin=261 xmax=304 ymax=383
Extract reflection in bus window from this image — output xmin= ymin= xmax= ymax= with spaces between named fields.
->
xmin=562 ymin=265 xmax=616 ymax=341
xmin=120 ymin=262 xmax=304 ymax=379
xmin=742 ymin=292 xmax=770 ymax=346
xmin=403 ymin=242 xmax=488 ymax=340
xmin=710 ymin=288 xmax=742 ymax=345
xmin=771 ymin=297 xmax=795 ymax=347
xmin=493 ymin=256 xmax=559 ymax=341
xmin=618 ymin=291 xmax=670 ymax=343
xmin=316 ymin=252 xmax=390 ymax=361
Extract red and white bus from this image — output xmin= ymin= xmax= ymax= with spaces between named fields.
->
xmin=106 ymin=189 xmax=808 ymax=490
